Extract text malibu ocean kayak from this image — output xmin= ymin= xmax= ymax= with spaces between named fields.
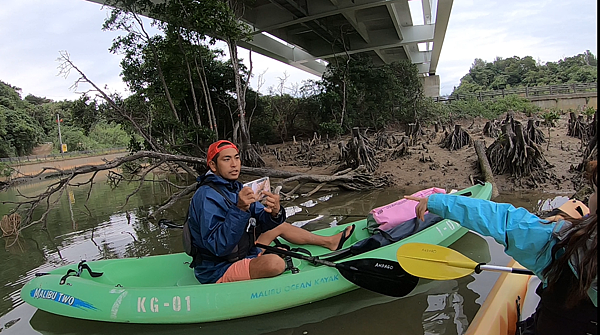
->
xmin=21 ymin=182 xmax=492 ymax=324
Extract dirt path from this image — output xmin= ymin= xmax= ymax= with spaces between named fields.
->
xmin=7 ymin=152 xmax=128 ymax=179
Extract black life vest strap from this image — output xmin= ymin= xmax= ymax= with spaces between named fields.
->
xmin=59 ymin=261 xmax=103 ymax=285
xmin=264 ymin=238 xmax=314 ymax=274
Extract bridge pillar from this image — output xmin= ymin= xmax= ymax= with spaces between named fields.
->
xmin=420 ymin=75 xmax=440 ymax=98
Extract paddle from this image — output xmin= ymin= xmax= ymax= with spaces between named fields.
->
xmin=396 ymin=242 xmax=534 ymax=280
xmin=255 ymin=243 xmax=419 ymax=297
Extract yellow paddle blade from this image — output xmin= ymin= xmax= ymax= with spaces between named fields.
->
xmin=396 ymin=243 xmax=479 ymax=280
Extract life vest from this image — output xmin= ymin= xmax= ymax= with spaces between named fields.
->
xmin=184 ymin=181 xmax=257 ymax=268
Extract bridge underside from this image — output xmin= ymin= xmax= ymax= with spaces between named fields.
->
xmin=88 ymin=0 xmax=451 ymax=96
xmin=241 ymin=0 xmax=452 ymax=81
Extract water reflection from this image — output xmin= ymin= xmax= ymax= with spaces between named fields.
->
xmin=422 ymin=280 xmax=469 ymax=335
xmin=0 ymin=175 xmax=571 ymax=335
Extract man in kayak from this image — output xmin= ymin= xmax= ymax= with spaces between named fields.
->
xmin=407 ymin=160 xmax=597 ymax=335
xmin=188 ymin=140 xmax=355 ymax=284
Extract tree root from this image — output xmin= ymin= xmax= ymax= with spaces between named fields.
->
xmin=240 ymin=144 xmax=265 ymax=168
xmin=526 ymin=119 xmax=546 ymax=144
xmin=339 ymin=127 xmax=379 ymax=172
xmin=483 ymin=120 xmax=500 ymax=138
xmin=1 ymin=213 xmax=21 ymax=237
xmin=441 ymin=124 xmax=472 ymax=150
xmin=486 ymin=119 xmax=555 ymax=187
xmin=567 ymin=112 xmax=589 ymax=140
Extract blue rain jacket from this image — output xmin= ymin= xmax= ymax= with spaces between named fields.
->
xmin=188 ymin=172 xmax=285 ymax=284
xmin=427 ymin=193 xmax=597 ymax=306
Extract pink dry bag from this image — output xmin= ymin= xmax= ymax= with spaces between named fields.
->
xmin=370 ymin=187 xmax=446 ymax=231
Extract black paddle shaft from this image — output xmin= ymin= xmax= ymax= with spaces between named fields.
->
xmin=256 ymin=243 xmax=419 ymax=297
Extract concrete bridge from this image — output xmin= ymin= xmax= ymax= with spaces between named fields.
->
xmin=88 ymin=0 xmax=453 ymax=97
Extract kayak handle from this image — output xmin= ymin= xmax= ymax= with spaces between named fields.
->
xmin=475 ymin=263 xmax=534 ymax=276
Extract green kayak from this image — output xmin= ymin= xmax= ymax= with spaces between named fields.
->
xmin=21 ymin=182 xmax=492 ymax=324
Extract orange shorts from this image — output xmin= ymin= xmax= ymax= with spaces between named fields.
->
xmin=216 ymin=258 xmax=253 ymax=283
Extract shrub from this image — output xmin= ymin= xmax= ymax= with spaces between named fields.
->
xmin=318 ymin=121 xmax=344 ymax=136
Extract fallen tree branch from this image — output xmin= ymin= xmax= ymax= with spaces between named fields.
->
xmin=474 ymin=140 xmax=500 ymax=198
xmin=2 ymin=151 xmax=389 ymax=232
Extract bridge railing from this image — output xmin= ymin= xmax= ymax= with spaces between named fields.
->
xmin=0 ymin=147 xmax=128 ymax=165
xmin=434 ymin=82 xmax=597 ymax=103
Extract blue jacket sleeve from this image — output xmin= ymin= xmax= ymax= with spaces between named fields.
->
xmin=250 ymin=201 xmax=286 ymax=233
xmin=427 ymin=193 xmax=563 ymax=277
xmin=192 ymin=187 xmax=252 ymax=257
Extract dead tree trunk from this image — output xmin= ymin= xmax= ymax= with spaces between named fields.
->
xmin=375 ymin=131 xmax=397 ymax=149
xmin=390 ymin=136 xmax=410 ymax=160
xmin=568 ymin=112 xmax=588 ymax=140
xmin=227 ymin=38 xmax=264 ymax=167
xmin=486 ymin=120 xmax=554 ymax=187
xmin=406 ymin=120 xmax=424 ymax=146
xmin=526 ymin=119 xmax=546 ymax=144
xmin=483 ymin=120 xmax=500 ymax=138
xmin=474 ymin=140 xmax=500 ymax=198
xmin=341 ymin=127 xmax=379 ymax=172
xmin=441 ymin=124 xmax=472 ymax=150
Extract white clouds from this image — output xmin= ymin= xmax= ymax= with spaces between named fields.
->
xmin=437 ymin=0 xmax=597 ymax=94
xmin=0 ymin=0 xmax=124 ymax=100
xmin=0 ymin=0 xmax=596 ymax=100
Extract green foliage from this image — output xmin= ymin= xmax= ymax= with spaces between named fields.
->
xmin=317 ymin=56 xmax=423 ymax=131
xmin=0 ymin=162 xmax=13 ymax=178
xmin=58 ymin=126 xmax=98 ymax=152
xmin=70 ymin=95 xmax=101 ymax=135
xmin=0 ymin=105 xmax=42 ymax=157
xmin=584 ymin=105 xmax=596 ymax=118
xmin=24 ymin=94 xmax=52 ymax=106
xmin=318 ymin=122 xmax=343 ymax=137
xmin=485 ymin=95 xmax=541 ymax=117
xmin=540 ymin=109 xmax=561 ymax=127
xmin=102 ymin=1 xmax=245 ymax=156
xmin=438 ymin=95 xmax=541 ymax=120
xmin=89 ymin=121 xmax=130 ymax=148
xmin=455 ymin=51 xmax=597 ymax=94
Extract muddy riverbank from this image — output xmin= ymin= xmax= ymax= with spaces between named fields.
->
xmin=261 ymin=111 xmax=587 ymax=196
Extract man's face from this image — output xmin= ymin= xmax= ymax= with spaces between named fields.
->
xmin=209 ymin=147 xmax=240 ymax=180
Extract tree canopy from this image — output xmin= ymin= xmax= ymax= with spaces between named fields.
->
xmin=454 ymin=51 xmax=597 ymax=94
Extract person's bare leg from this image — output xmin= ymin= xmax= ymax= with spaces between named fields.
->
xmin=255 ymin=222 xmax=354 ymax=251
xmin=249 ymin=254 xmax=286 ymax=279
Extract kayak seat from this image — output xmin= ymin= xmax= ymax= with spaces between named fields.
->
xmin=176 ymin=273 xmax=201 ymax=286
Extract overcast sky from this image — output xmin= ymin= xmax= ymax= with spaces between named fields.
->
xmin=0 ymin=0 xmax=596 ymax=101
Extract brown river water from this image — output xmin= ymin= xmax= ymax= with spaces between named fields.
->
xmin=0 ymin=172 xmax=570 ymax=335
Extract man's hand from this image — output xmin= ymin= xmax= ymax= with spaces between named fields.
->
xmin=261 ymin=191 xmax=281 ymax=217
xmin=237 ymin=187 xmax=256 ymax=212
xmin=404 ymin=195 xmax=429 ymax=221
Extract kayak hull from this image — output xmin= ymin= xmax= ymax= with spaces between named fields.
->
xmin=21 ymin=183 xmax=493 ymax=324
xmin=465 ymin=259 xmax=533 ymax=335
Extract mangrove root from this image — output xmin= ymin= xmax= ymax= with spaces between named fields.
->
xmin=441 ymin=124 xmax=472 ymax=151
xmin=486 ymin=120 xmax=554 ymax=187
xmin=339 ymin=127 xmax=379 ymax=173
xmin=483 ymin=120 xmax=500 ymax=138
xmin=567 ymin=112 xmax=588 ymax=140
xmin=1 ymin=213 xmax=21 ymax=237
xmin=526 ymin=119 xmax=546 ymax=144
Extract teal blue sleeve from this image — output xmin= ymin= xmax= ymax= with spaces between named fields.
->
xmin=427 ymin=193 xmax=559 ymax=277
xmin=588 ymin=278 xmax=597 ymax=307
